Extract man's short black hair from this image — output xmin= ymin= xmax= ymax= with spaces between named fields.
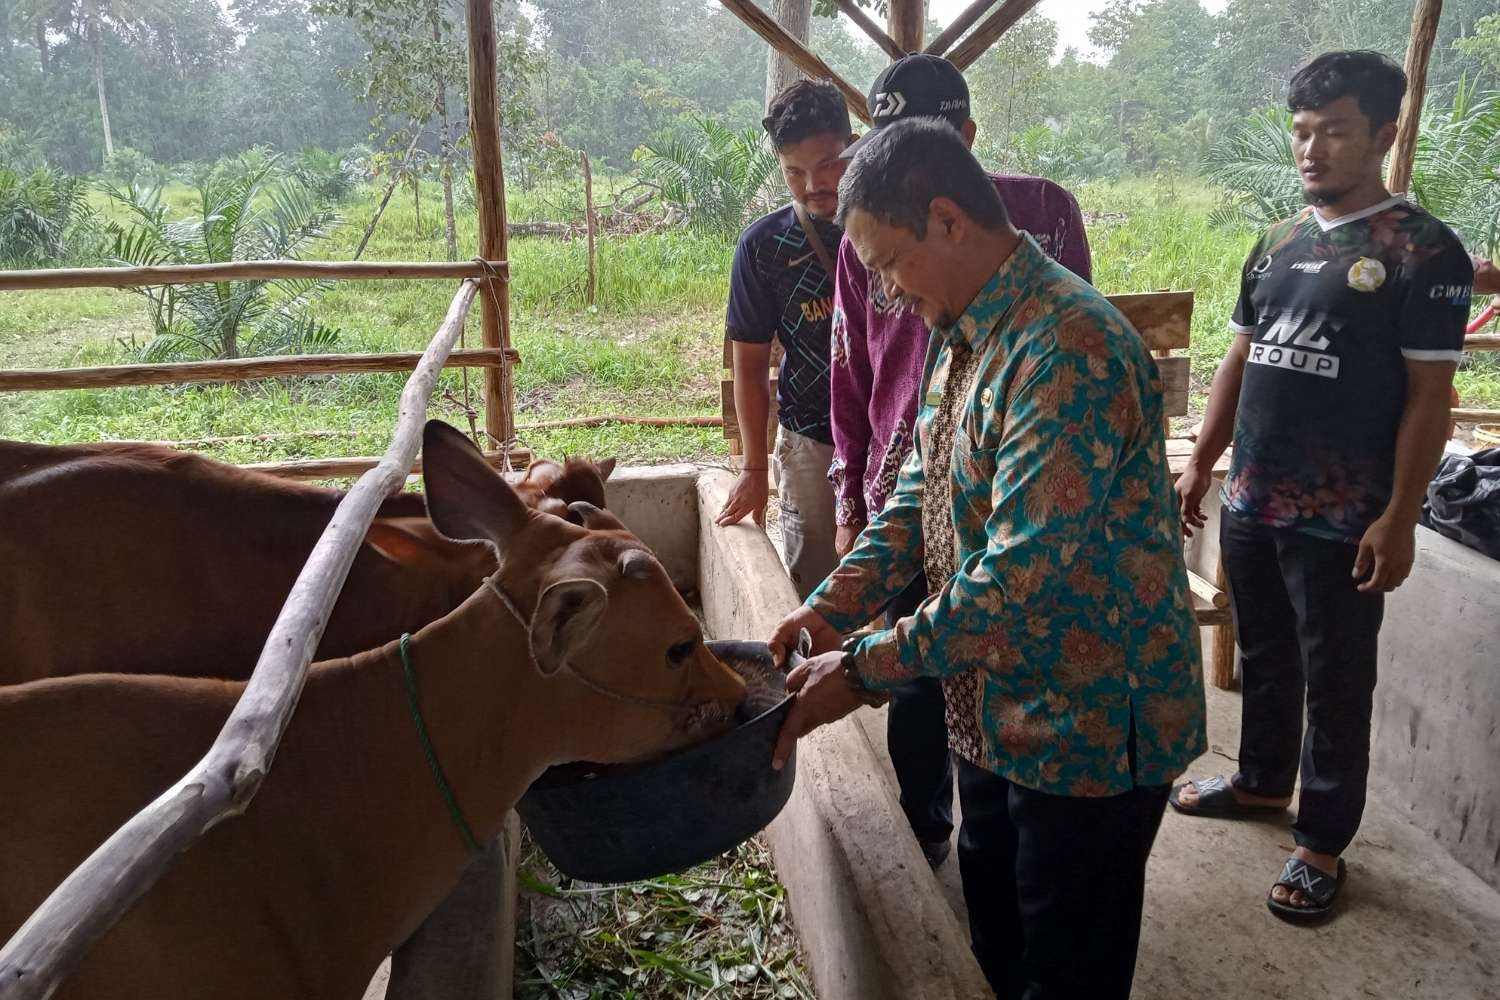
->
xmin=762 ymin=80 xmax=852 ymax=150
xmin=835 ymin=117 xmax=1008 ymax=238
xmin=1288 ymin=50 xmax=1407 ymax=130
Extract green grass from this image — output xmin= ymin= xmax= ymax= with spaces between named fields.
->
xmin=3 ymin=175 xmax=1496 ymax=464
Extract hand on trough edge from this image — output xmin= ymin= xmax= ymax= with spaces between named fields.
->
xmin=771 ymin=650 xmax=861 ymax=771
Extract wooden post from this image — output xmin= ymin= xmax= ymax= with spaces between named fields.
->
xmin=1211 ymin=558 xmax=1237 ymax=690
xmin=0 ymin=282 xmax=479 ymax=1000
xmin=719 ymin=0 xmax=871 ymax=124
xmin=887 ymin=0 xmax=924 ymax=53
xmin=1387 ymin=0 xmax=1443 ymax=196
xmin=467 ymin=0 xmax=515 ymax=452
xmin=947 ymin=0 xmax=1044 ymax=72
xmin=581 ymin=150 xmax=597 ymax=307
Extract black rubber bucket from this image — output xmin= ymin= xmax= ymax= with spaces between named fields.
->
xmin=516 ymin=639 xmax=796 ymax=884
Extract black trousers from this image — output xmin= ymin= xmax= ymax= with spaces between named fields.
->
xmin=1220 ymin=512 xmax=1384 ymax=857
xmin=884 ymin=571 xmax=955 ymax=845
xmin=957 ymin=758 xmax=1170 ymax=1000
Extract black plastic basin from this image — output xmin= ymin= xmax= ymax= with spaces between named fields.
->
xmin=516 ymin=639 xmax=795 ymax=884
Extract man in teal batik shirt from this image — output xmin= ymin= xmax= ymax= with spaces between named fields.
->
xmin=768 ymin=118 xmax=1205 ymax=1000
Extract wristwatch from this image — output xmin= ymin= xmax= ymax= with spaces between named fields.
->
xmin=841 ymin=646 xmax=886 ymax=708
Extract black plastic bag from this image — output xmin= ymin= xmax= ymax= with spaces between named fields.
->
xmin=1421 ymin=447 xmax=1500 ymax=560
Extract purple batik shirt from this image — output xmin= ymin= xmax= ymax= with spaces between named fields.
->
xmin=828 ymin=173 xmax=1092 ymax=528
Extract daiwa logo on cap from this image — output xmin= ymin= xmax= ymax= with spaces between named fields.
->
xmin=873 ymin=91 xmax=907 ymax=118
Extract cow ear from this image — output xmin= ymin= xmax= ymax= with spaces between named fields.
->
xmin=530 ymin=578 xmax=607 ymax=675
xmin=596 ymin=458 xmax=617 ymax=481
xmin=421 ymin=420 xmax=527 ymax=552
xmin=364 ymin=518 xmax=478 ymax=571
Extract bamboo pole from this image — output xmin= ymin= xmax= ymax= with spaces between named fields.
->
xmin=0 ymin=280 xmax=479 ymax=1000
xmin=887 ymin=0 xmax=924 ymax=53
xmin=947 ymin=0 xmax=1044 ymax=72
xmin=925 ymin=0 xmax=1001 ymax=57
xmin=717 ymin=0 xmax=872 ymax=125
xmin=581 ymin=151 xmax=597 ymax=307
xmin=1387 ymin=0 xmax=1442 ymax=196
xmin=0 ymin=259 xmax=508 ymax=292
xmin=466 ymin=0 xmax=515 ymax=453
xmin=0 ymin=348 xmax=515 ymax=393
xmin=830 ymin=0 xmax=904 ymax=60
xmin=243 ymin=446 xmax=528 ymax=481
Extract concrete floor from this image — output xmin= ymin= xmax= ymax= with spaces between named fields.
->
xmin=858 ymin=669 xmax=1500 ymax=1000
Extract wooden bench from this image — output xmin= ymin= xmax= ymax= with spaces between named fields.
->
xmin=721 ymin=290 xmax=1235 ymax=673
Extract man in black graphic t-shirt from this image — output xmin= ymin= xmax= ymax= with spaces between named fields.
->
xmin=716 ymin=80 xmax=854 ymax=598
xmin=1172 ymin=52 xmax=1472 ymax=924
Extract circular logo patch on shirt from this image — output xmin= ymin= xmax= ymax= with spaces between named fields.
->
xmin=1347 ymin=257 xmax=1387 ymax=292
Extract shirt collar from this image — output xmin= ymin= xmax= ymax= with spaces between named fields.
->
xmin=1311 ymin=193 xmax=1407 ymax=232
xmin=939 ymin=233 xmax=1042 ymax=352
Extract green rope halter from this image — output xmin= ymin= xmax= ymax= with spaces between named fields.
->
xmin=399 ymin=633 xmax=483 ymax=855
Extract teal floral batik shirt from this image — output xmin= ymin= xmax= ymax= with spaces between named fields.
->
xmin=807 ymin=235 xmax=1206 ymax=797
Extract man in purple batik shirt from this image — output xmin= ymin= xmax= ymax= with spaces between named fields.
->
xmin=827 ymin=54 xmax=1092 ymax=867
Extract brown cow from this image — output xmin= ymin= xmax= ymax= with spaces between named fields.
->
xmin=0 ymin=437 xmax=613 ymax=684
xmin=0 ymin=420 xmax=746 ymax=1000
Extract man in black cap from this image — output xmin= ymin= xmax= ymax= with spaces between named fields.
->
xmin=827 ymin=53 xmax=1091 ymax=872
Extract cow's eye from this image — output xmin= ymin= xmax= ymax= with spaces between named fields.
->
xmin=666 ymin=640 xmax=697 ymax=667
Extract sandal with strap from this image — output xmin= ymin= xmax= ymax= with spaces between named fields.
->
xmin=1168 ymin=775 xmax=1287 ymax=818
xmin=1266 ymin=856 xmax=1347 ymax=923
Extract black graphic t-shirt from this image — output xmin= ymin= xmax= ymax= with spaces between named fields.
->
xmin=725 ymin=204 xmax=842 ymax=445
xmin=1224 ymin=197 xmax=1473 ymax=541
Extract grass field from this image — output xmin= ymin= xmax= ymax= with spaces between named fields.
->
xmin=3 ymin=176 xmax=1496 ymax=468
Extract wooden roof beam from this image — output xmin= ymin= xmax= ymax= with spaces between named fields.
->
xmin=926 ymin=0 xmax=1001 ymax=58
xmin=719 ymin=0 xmax=872 ymax=124
xmin=1387 ymin=0 xmax=1442 ymax=195
xmin=830 ymin=0 xmax=905 ymax=61
xmin=947 ymin=0 xmax=1044 ymax=72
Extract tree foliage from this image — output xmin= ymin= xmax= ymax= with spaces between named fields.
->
xmin=635 ymin=117 xmax=779 ymax=235
xmin=105 ymin=157 xmax=341 ymax=360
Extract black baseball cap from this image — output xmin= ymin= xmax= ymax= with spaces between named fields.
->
xmin=841 ymin=53 xmax=971 ymax=158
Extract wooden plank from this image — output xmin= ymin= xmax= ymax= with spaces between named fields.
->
xmin=1187 ymin=569 xmax=1228 ymax=609
xmin=1110 ymin=290 xmax=1194 ymax=351
xmin=718 ymin=0 xmax=872 ymax=124
xmin=0 ymin=348 xmax=516 ymax=393
xmin=1156 ymin=355 xmax=1189 ymax=418
xmin=1387 ymin=0 xmax=1443 ymax=196
xmin=467 ymin=0 xmax=515 ymax=453
xmin=240 ymin=446 xmax=530 ymax=481
xmin=0 ymin=259 xmax=508 ymax=291
xmin=0 ymin=281 xmax=478 ymax=1000
xmin=1465 ymin=334 xmax=1500 ymax=350
xmin=831 ymin=0 xmax=904 ymax=60
xmin=887 ymin=0 xmax=924 ymax=52
xmin=948 ymin=0 xmax=1045 ymax=71
xmin=926 ymin=0 xmax=1002 ymax=57
xmin=1167 ymin=439 xmax=1232 ymax=477
xmin=1192 ymin=596 xmax=1233 ymax=628
xmin=1453 ymin=408 xmax=1500 ymax=423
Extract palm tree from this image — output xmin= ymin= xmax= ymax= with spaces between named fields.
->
xmin=635 ymin=118 xmax=781 ymax=235
xmin=105 ymin=156 xmax=341 ymax=361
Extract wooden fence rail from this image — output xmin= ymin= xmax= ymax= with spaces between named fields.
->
xmin=0 ymin=259 xmax=508 ymax=292
xmin=0 ymin=279 xmax=479 ymax=1000
xmin=0 ymin=348 xmax=518 ymax=393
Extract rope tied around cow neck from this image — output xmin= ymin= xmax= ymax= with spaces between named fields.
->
xmin=398 ymin=632 xmax=484 ymax=856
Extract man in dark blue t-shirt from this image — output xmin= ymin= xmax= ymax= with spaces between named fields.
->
xmin=1172 ymin=52 xmax=1473 ymax=924
xmin=715 ymin=80 xmax=855 ymax=598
